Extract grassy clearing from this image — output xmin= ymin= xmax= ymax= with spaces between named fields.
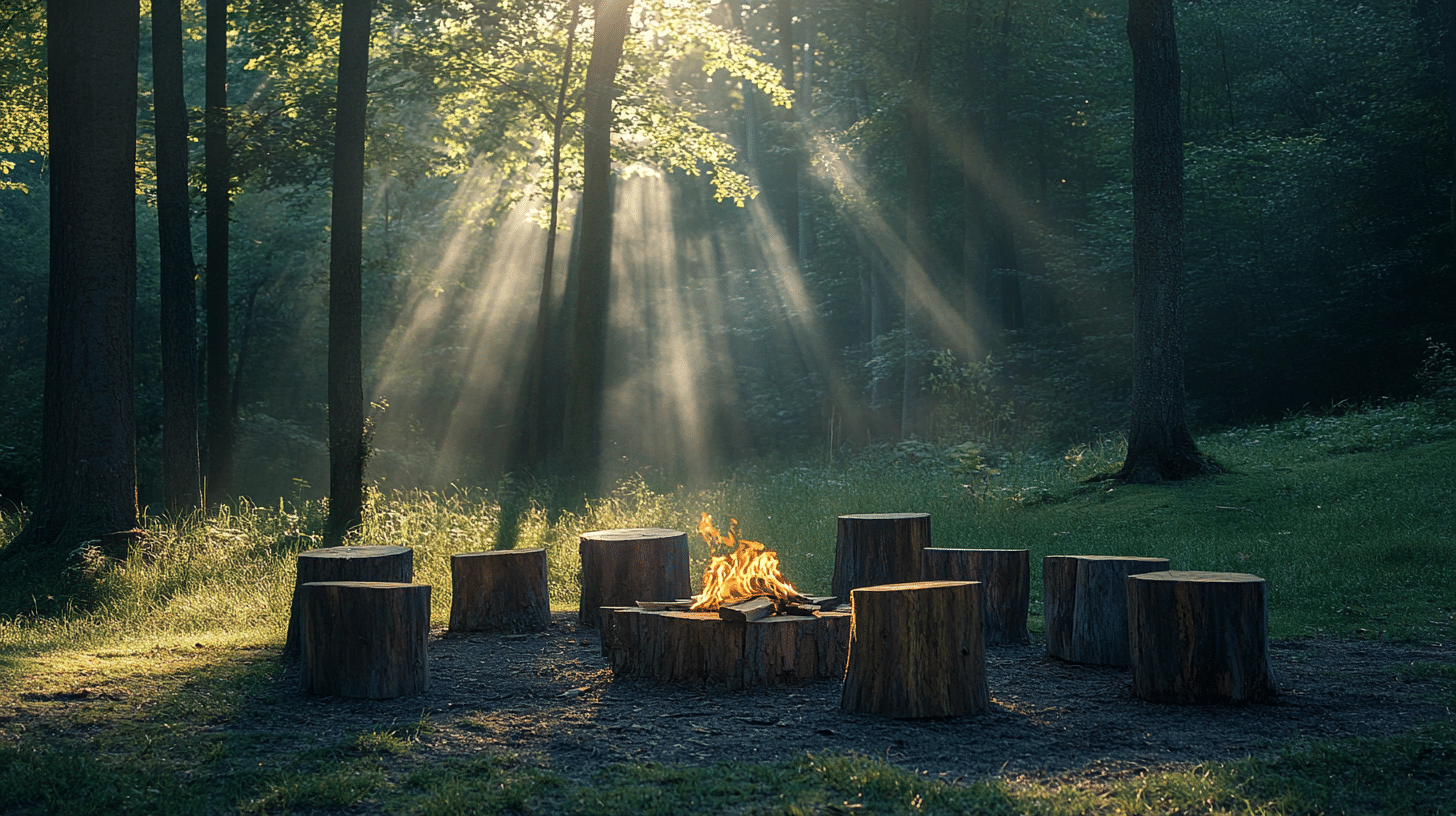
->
xmin=1 ymin=400 xmax=1454 ymax=813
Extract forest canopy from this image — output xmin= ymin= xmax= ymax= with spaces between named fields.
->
xmin=0 ymin=0 xmax=1452 ymax=510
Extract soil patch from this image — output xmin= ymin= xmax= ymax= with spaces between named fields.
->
xmin=263 ymin=613 xmax=1453 ymax=782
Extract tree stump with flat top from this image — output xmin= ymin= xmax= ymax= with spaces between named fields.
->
xmin=298 ymin=581 xmax=431 ymax=699
xmin=840 ymin=580 xmax=988 ymax=718
xmin=578 ymin=528 xmax=690 ymax=629
xmin=1043 ymin=554 xmax=1169 ymax=666
xmin=921 ymin=547 xmax=1031 ymax=645
xmin=831 ymin=513 xmax=930 ymax=601
xmin=283 ymin=545 xmax=414 ymax=659
xmin=448 ymin=548 xmax=550 ymax=633
xmin=1127 ymin=570 xmax=1279 ymax=704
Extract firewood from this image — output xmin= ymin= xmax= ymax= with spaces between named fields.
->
xmin=1043 ymin=554 xmax=1169 ymax=666
xmin=779 ymin=602 xmax=823 ymax=617
xmin=635 ymin=599 xmax=695 ymax=611
xmin=719 ymin=597 xmax=775 ymax=622
xmin=804 ymin=595 xmax=840 ymax=610
xmin=578 ymin=528 xmax=691 ymax=629
xmin=1127 ymin=570 xmax=1279 ymax=704
xmin=831 ymin=513 xmax=930 ymax=600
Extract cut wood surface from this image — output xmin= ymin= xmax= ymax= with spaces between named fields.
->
xmin=448 ymin=549 xmax=549 ymax=633
xmin=1043 ymin=554 xmax=1169 ymax=666
xmin=298 ymin=581 xmax=430 ymax=699
xmin=719 ymin=597 xmax=775 ymax=622
xmin=602 ymin=607 xmax=851 ymax=687
xmin=841 ymin=580 xmax=988 ymax=718
xmin=1127 ymin=570 xmax=1279 ymax=704
xmin=283 ymin=545 xmax=413 ymax=658
xmin=831 ymin=513 xmax=930 ymax=601
xmin=921 ymin=547 xmax=1031 ymax=645
xmin=578 ymin=528 xmax=691 ymax=629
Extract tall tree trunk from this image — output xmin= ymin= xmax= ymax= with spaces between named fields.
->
xmin=900 ymin=0 xmax=933 ymax=439
xmin=1114 ymin=0 xmax=1219 ymax=482
xmin=327 ymin=0 xmax=373 ymax=541
xmin=13 ymin=0 xmax=140 ymax=557
xmin=776 ymin=0 xmax=799 ymax=263
xmin=988 ymin=0 xmax=1022 ymax=335
xmin=563 ymin=0 xmax=633 ymax=490
xmin=960 ymin=0 xmax=986 ymax=362
xmin=204 ymin=0 xmax=233 ymax=504
xmin=153 ymin=0 xmax=203 ymax=514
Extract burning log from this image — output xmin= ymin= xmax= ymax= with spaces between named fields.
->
xmin=298 ymin=580 xmax=431 ymax=699
xmin=1127 ymin=570 xmax=1279 ymax=704
xmin=921 ymin=548 xmax=1031 ymax=645
xmin=831 ymin=513 xmax=930 ymax=600
xmin=448 ymin=549 xmax=550 ymax=633
xmin=1043 ymin=554 xmax=1170 ymax=666
xmin=578 ymin=528 xmax=691 ymax=629
xmin=718 ymin=597 xmax=776 ymax=622
xmin=283 ymin=545 xmax=414 ymax=659
xmin=840 ymin=580 xmax=988 ymax=718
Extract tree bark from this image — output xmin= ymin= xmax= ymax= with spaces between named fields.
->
xmin=327 ymin=0 xmax=373 ymax=542
xmin=299 ymin=581 xmax=431 ymax=699
xmin=448 ymin=549 xmax=550 ymax=633
xmin=1115 ymin=0 xmax=1219 ymax=483
xmin=900 ymin=0 xmax=933 ymax=440
xmin=577 ymin=527 xmax=690 ymax=628
xmin=284 ymin=544 xmax=414 ymax=658
xmin=564 ymin=0 xmax=633 ymax=488
xmin=204 ymin=0 xmax=233 ymax=503
xmin=1042 ymin=554 xmax=1168 ymax=666
xmin=841 ymin=580 xmax=988 ymax=718
xmin=12 ymin=0 xmax=141 ymax=558
xmin=1127 ymin=570 xmax=1279 ymax=704
xmin=831 ymin=513 xmax=929 ymax=600
xmin=921 ymin=547 xmax=1030 ymax=644
xmin=153 ymin=0 xmax=203 ymax=515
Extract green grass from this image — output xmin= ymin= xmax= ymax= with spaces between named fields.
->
xmin=1 ymin=399 xmax=1455 ymax=814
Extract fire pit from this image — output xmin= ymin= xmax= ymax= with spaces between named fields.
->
xmin=599 ymin=515 xmax=851 ymax=688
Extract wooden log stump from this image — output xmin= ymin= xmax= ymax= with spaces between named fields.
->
xmin=283 ymin=545 xmax=413 ymax=658
xmin=841 ymin=580 xmax=988 ymax=718
xmin=1127 ymin=571 xmax=1279 ymax=704
xmin=602 ymin=606 xmax=852 ymax=687
xmin=298 ymin=581 xmax=431 ymax=699
xmin=921 ymin=548 xmax=1031 ymax=645
xmin=578 ymin=528 xmax=691 ymax=629
xmin=448 ymin=548 xmax=550 ymax=633
xmin=831 ymin=513 xmax=930 ymax=601
xmin=1043 ymin=555 xmax=1169 ymax=666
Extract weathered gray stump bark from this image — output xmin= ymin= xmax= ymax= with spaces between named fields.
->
xmin=921 ymin=547 xmax=1031 ymax=645
xmin=1127 ymin=570 xmax=1279 ymax=704
xmin=841 ymin=580 xmax=988 ymax=718
xmin=1043 ymin=555 xmax=1168 ymax=666
xmin=577 ymin=528 xmax=690 ymax=629
xmin=601 ymin=607 xmax=852 ymax=688
xmin=448 ymin=548 xmax=550 ymax=633
xmin=831 ymin=513 xmax=930 ymax=601
xmin=283 ymin=545 xmax=413 ymax=658
xmin=298 ymin=581 xmax=431 ymax=698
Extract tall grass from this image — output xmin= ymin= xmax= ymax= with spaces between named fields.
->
xmin=2 ymin=398 xmax=1455 ymax=659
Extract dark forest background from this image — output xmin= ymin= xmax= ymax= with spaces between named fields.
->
xmin=2 ymin=0 xmax=1453 ymax=510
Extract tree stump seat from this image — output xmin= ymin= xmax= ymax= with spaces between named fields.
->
xmin=284 ymin=545 xmax=414 ymax=658
xmin=1043 ymin=554 xmax=1169 ymax=666
xmin=841 ymin=580 xmax=988 ymax=718
xmin=577 ymin=528 xmax=691 ymax=629
xmin=298 ymin=581 xmax=431 ymax=699
xmin=449 ymin=549 xmax=550 ymax=633
xmin=921 ymin=547 xmax=1031 ymax=645
xmin=1127 ymin=570 xmax=1279 ymax=704
xmin=831 ymin=513 xmax=930 ymax=600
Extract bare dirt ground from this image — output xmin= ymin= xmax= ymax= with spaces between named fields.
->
xmin=259 ymin=612 xmax=1455 ymax=784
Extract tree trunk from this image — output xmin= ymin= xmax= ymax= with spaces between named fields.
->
xmin=831 ymin=513 xmax=929 ymax=600
xmin=1042 ymin=554 xmax=1169 ymax=666
xmin=448 ymin=549 xmax=550 ymax=633
xmin=1115 ymin=0 xmax=1219 ymax=483
xmin=299 ymin=581 xmax=431 ymax=699
xmin=775 ymin=0 xmax=800 ymax=264
xmin=152 ymin=0 xmax=202 ymax=515
xmin=204 ymin=0 xmax=233 ymax=503
xmin=284 ymin=545 xmax=414 ymax=658
xmin=11 ymin=0 xmax=141 ymax=558
xmin=564 ymin=0 xmax=633 ymax=488
xmin=577 ymin=527 xmax=690 ymax=628
xmin=1127 ymin=570 xmax=1279 ymax=704
xmin=900 ymin=0 xmax=933 ymax=440
xmin=841 ymin=580 xmax=988 ymax=718
xmin=921 ymin=547 xmax=1030 ymax=645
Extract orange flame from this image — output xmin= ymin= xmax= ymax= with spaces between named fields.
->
xmin=690 ymin=513 xmax=801 ymax=611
